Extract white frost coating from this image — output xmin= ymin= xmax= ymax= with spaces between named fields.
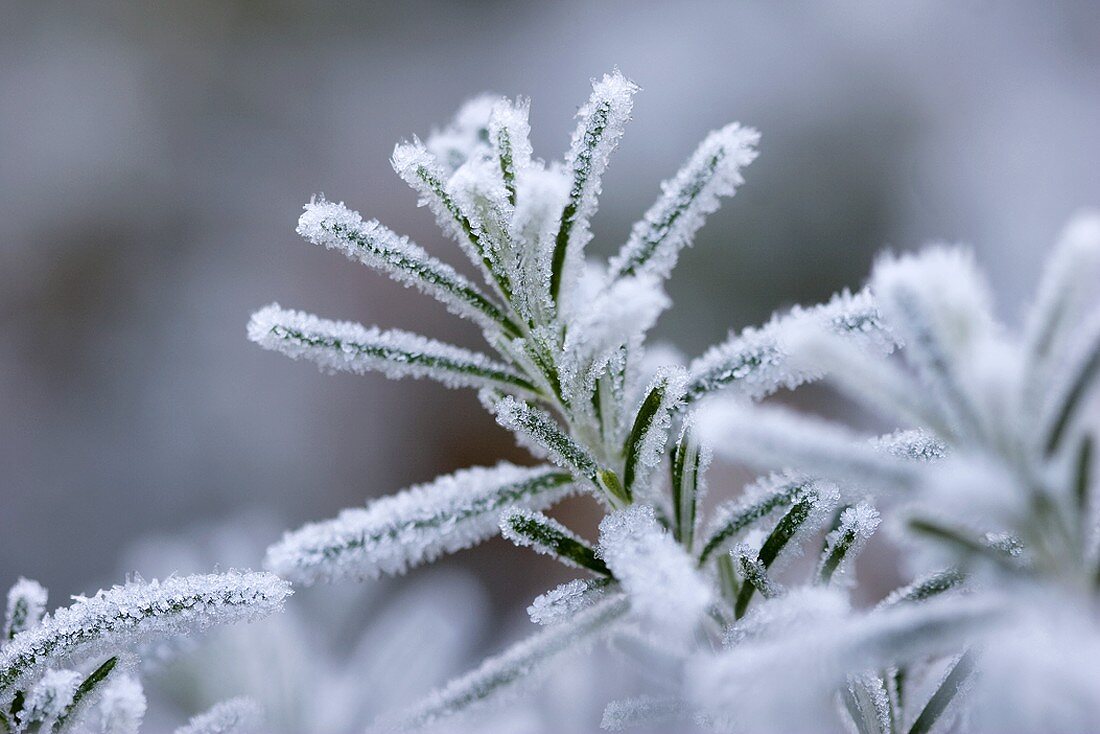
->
xmin=265 ymin=463 xmax=576 ymax=584
xmin=174 ymin=697 xmax=261 ymax=734
xmin=22 ymin=668 xmax=81 ymax=728
xmin=4 ymin=577 xmax=47 ymax=640
xmin=871 ymin=247 xmax=997 ymax=440
xmin=247 ymin=304 xmax=532 ymax=394
xmin=600 ymin=695 xmax=685 ymax=731
xmin=424 ymin=94 xmax=498 ymax=174
xmin=563 ymin=274 xmax=670 ymax=372
xmin=726 ymin=586 xmax=850 ymax=646
xmin=555 ymin=70 xmax=639 ymax=305
xmin=0 ymin=572 xmax=289 ymax=694
xmin=785 ymin=318 xmax=949 ymax=435
xmin=686 ymin=288 xmax=897 ymax=403
xmin=872 ymin=428 xmax=947 ymax=462
xmin=1023 ymin=209 xmax=1100 ymax=369
xmin=99 ymin=674 xmax=147 ymax=734
xmin=697 ymin=399 xmax=919 ymax=494
xmin=380 ymin=595 xmax=628 ymax=731
xmin=295 ymin=197 xmax=509 ymax=333
xmin=597 ymin=506 xmax=712 ymax=641
xmin=527 ymin=578 xmax=610 ymax=626
xmin=609 ymin=122 xmax=759 ymax=282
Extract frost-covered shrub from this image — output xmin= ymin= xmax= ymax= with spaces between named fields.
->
xmin=158 ymin=67 xmax=1100 ymax=732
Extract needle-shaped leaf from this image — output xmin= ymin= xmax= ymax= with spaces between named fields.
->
xmin=296 ymin=197 xmax=521 ymax=337
xmin=499 ymin=508 xmax=610 ymax=575
xmin=249 ymin=305 xmax=538 ymax=395
xmin=265 ymin=463 xmax=576 ymax=584
xmin=549 ymin=70 xmax=638 ymax=304
xmin=621 ymin=367 xmax=686 ymax=495
xmin=609 ymin=122 xmax=758 ymax=283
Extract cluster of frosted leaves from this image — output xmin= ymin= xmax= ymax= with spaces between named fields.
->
xmin=0 ymin=574 xmax=287 ymax=734
xmin=249 ymin=69 xmax=1004 ymax=733
xmin=688 ymin=212 xmax=1100 ymax=734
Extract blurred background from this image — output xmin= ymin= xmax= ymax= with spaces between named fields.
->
xmin=2 ymin=2 xmax=1098 ymax=723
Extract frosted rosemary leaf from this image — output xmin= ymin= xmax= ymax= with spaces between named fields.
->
xmin=296 ymin=197 xmax=519 ymax=337
xmin=527 ymin=578 xmax=614 ymax=626
xmin=98 ymin=673 xmax=146 ymax=734
xmin=488 ymin=396 xmax=602 ymax=483
xmin=697 ymin=399 xmax=919 ymax=494
xmin=816 ymin=503 xmax=880 ymax=586
xmin=670 ymin=416 xmax=711 ymax=551
xmin=248 ymin=304 xmax=536 ymax=395
xmin=0 ymin=572 xmax=289 ymax=694
xmin=391 ymin=141 xmax=512 ymax=300
xmin=488 ymin=97 xmax=533 ymax=206
xmin=699 ymin=473 xmax=818 ymax=564
xmin=621 ymin=367 xmax=687 ymax=496
xmin=499 ymin=508 xmax=610 ymax=575
xmin=609 ymin=122 xmax=758 ymax=282
xmin=685 ymin=288 xmax=896 ymax=404
xmin=600 ymin=695 xmax=686 ymax=732
xmin=549 ymin=69 xmax=638 ymax=304
xmin=265 ymin=463 xmax=575 ymax=584
xmin=871 ymin=247 xmax=997 ymax=442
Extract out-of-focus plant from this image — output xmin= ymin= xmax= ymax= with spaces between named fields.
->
xmin=695 ymin=214 xmax=1100 ymax=733
xmin=250 ymin=69 xmax=1100 ymax=732
xmin=0 ymin=572 xmax=289 ymax=734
